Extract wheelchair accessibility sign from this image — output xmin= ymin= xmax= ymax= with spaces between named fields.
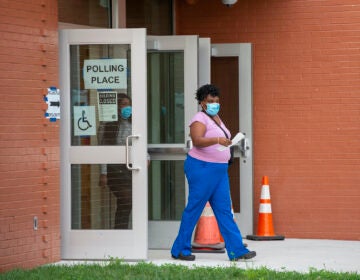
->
xmin=73 ymin=106 xmax=96 ymax=136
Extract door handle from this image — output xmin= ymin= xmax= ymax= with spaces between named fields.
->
xmin=126 ymin=135 xmax=140 ymax=171
xmin=239 ymin=137 xmax=250 ymax=158
xmin=186 ymin=139 xmax=193 ymax=150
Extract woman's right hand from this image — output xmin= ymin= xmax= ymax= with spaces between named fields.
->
xmin=219 ymin=137 xmax=232 ymax=147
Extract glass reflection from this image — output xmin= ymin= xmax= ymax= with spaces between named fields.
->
xmin=147 ymin=51 xmax=186 ymax=221
xmin=148 ymin=161 xmax=185 ymax=221
xmin=58 ymin=0 xmax=112 ymax=28
xmin=71 ymin=164 xmax=132 ymax=230
xmin=70 ymin=44 xmax=131 ymax=147
xmin=147 ymin=52 xmax=184 ymax=144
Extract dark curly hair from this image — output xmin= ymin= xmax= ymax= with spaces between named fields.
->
xmin=195 ymin=84 xmax=220 ymax=104
xmin=117 ymin=93 xmax=131 ymax=103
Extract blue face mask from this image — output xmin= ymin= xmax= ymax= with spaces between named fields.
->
xmin=121 ymin=106 xmax=132 ymax=119
xmin=205 ymin=103 xmax=220 ymax=116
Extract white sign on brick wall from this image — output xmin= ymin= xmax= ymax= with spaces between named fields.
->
xmin=44 ymin=87 xmax=60 ymax=121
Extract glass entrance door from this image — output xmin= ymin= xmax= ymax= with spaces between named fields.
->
xmin=60 ymin=28 xmax=148 ymax=259
xmin=146 ymin=39 xmax=254 ymax=248
xmin=146 ymin=36 xmax=199 ymax=248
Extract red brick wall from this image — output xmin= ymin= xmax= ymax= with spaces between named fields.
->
xmin=0 ymin=0 xmax=60 ymax=271
xmin=175 ymin=0 xmax=360 ymax=240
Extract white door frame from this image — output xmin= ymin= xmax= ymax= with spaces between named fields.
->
xmin=198 ymin=38 xmax=211 ymax=87
xmin=211 ymin=43 xmax=254 ymax=235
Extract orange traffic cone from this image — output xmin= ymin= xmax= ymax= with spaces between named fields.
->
xmin=192 ymin=202 xmax=225 ymax=253
xmin=246 ymin=176 xmax=285 ymax=240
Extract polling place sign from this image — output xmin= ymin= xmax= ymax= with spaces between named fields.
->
xmin=83 ymin=59 xmax=127 ymax=90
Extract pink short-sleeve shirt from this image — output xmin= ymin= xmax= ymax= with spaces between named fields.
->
xmin=188 ymin=112 xmax=231 ymax=163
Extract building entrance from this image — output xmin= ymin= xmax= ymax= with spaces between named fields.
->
xmin=59 ymin=29 xmax=253 ymax=259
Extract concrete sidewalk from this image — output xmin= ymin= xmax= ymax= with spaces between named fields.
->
xmin=147 ymin=239 xmax=360 ymax=274
xmin=57 ymin=239 xmax=360 ymax=274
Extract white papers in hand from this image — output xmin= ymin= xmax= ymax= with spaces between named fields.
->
xmin=217 ymin=132 xmax=245 ymax=151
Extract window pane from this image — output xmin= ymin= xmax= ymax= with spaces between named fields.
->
xmin=148 ymin=160 xmax=185 ymax=221
xmin=147 ymin=52 xmax=184 ymax=144
xmin=71 ymin=164 xmax=132 ymax=229
xmin=58 ymin=0 xmax=112 ymax=28
xmin=70 ymin=44 xmax=132 ymax=146
xmin=126 ymin=0 xmax=173 ymax=35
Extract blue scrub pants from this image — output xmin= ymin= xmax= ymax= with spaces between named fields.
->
xmin=171 ymin=155 xmax=249 ymax=260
